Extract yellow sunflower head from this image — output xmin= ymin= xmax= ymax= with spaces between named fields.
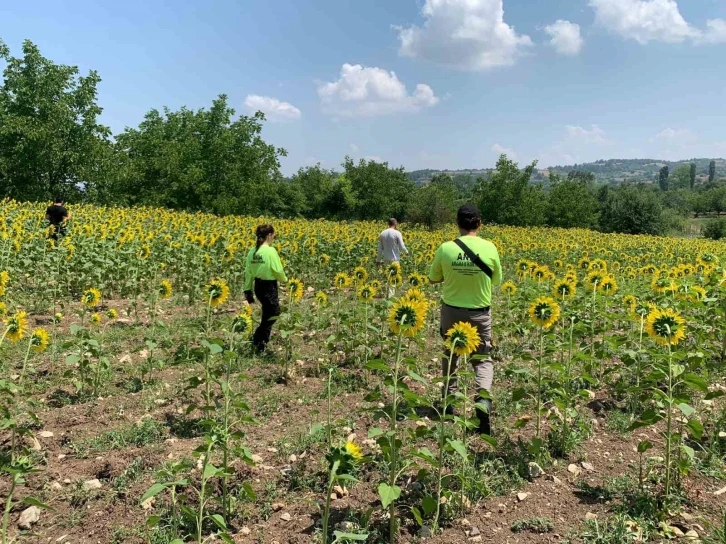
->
xmin=445 ymin=321 xmax=481 ymax=357
xmin=623 ymin=294 xmax=637 ymax=314
xmin=586 ymin=270 xmax=606 ymax=289
xmin=205 ymin=278 xmax=230 ymax=307
xmin=353 ymin=266 xmax=368 ymax=284
xmin=403 ymin=287 xmax=426 ymax=306
xmin=232 ymin=312 xmax=253 ymax=336
xmin=345 ymin=440 xmax=364 ymax=461
xmin=138 ymin=244 xmax=151 ymax=260
xmin=315 ymin=291 xmax=328 ymax=305
xmin=370 ymin=280 xmax=381 ymax=291
xmin=528 ymin=297 xmax=561 ymax=329
xmin=90 ymin=312 xmax=102 ymax=326
xmin=501 ymin=281 xmax=517 ymax=296
xmin=159 ymin=280 xmax=173 ymax=299
xmin=82 ymin=288 xmax=102 ymax=308
xmin=599 ymin=275 xmax=618 ymax=295
xmin=287 ymin=278 xmax=304 ymax=303
xmin=318 ymin=254 xmax=330 ymax=266
xmin=30 ymin=328 xmax=49 ymax=353
xmin=408 ymin=273 xmax=426 ymax=287
xmin=387 ymin=261 xmax=402 ymax=277
xmin=357 ymin=284 xmax=377 ymax=303
xmin=334 ymin=272 xmax=352 ymax=290
xmin=388 ymin=298 xmax=426 ymax=337
xmin=388 ymin=274 xmax=403 ymax=287
xmin=553 ymin=279 xmax=576 ymax=299
xmin=645 ymin=307 xmax=686 ymax=346
xmin=106 ymin=308 xmax=118 ymax=321
xmin=690 ymin=285 xmax=706 ymax=302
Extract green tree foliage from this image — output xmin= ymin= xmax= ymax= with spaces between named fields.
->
xmin=289 ymin=164 xmax=337 ymax=218
xmin=112 ymin=96 xmax=286 ymax=215
xmin=475 ymin=155 xmax=547 ymax=227
xmin=599 ymin=185 xmax=664 ymax=235
xmin=406 ymin=173 xmax=457 ymax=229
xmin=546 ymin=173 xmax=599 ymax=229
xmin=343 ymin=157 xmax=414 ymax=220
xmin=703 ymin=218 xmax=726 ymax=240
xmin=0 ymin=39 xmax=110 ymax=201
xmin=689 ymin=162 xmax=697 ymax=189
xmin=709 ymin=160 xmax=716 ymax=183
xmin=658 ymin=166 xmax=670 ymax=191
xmin=670 ymin=165 xmax=692 ymax=190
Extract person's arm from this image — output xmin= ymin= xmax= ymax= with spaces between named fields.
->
xmin=270 ymin=248 xmax=288 ymax=284
xmin=243 ymin=249 xmax=255 ymax=303
xmin=428 ymin=246 xmax=444 ymax=285
xmin=397 ymin=231 xmax=408 ymax=255
xmin=490 ymin=246 xmax=503 ymax=287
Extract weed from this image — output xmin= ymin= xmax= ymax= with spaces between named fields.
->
xmin=69 ymin=418 xmax=168 ymax=457
xmin=511 ymin=516 xmax=554 ymax=533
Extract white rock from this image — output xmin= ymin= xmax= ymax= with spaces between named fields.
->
xmin=18 ymin=506 xmax=41 ymax=529
xmin=50 ymin=482 xmax=63 ymax=491
xmin=567 ymin=464 xmax=581 ymax=475
xmin=581 ymin=461 xmax=595 ymax=471
xmin=288 ymin=454 xmax=297 ymax=463
xmin=271 ymin=502 xmax=285 ymax=512
xmin=516 ymin=492 xmax=530 ymax=502
xmin=585 ymin=512 xmax=598 ymax=521
xmin=528 ymin=462 xmax=544 ymax=478
xmin=83 ymin=479 xmax=102 ymax=491
xmin=39 ymin=431 xmax=54 ymax=438
xmin=685 ymin=530 xmax=699 ymax=540
xmin=714 ymin=485 xmax=726 ymax=496
xmin=280 ymin=512 xmax=291 ymax=522
xmin=251 ymin=454 xmax=263 ymax=464
xmin=240 ymin=526 xmax=251 ymax=535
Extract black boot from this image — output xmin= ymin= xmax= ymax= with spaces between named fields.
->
xmin=475 ymin=398 xmax=492 ymax=436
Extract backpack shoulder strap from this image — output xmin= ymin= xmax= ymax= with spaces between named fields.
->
xmin=453 ymin=238 xmax=493 ymax=279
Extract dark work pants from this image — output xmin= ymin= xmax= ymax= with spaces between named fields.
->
xmin=252 ymin=279 xmax=280 ymax=352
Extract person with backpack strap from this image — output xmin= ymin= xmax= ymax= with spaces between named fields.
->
xmin=428 ymin=204 xmax=503 ymax=436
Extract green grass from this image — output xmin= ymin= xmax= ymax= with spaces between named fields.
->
xmin=511 ymin=517 xmax=554 ymax=534
xmin=70 ymin=418 xmax=168 ymax=457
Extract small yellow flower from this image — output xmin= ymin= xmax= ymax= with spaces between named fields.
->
xmin=357 ymin=284 xmax=377 ymax=303
xmin=205 ymin=279 xmax=230 ymax=307
xmin=159 ymin=280 xmax=173 ymax=299
xmin=4 ymin=311 xmax=27 ymax=343
xmin=315 ymin=291 xmax=328 ymax=305
xmin=353 ymin=266 xmax=368 ymax=284
xmin=30 ymin=328 xmax=49 ymax=353
xmin=501 ymin=281 xmax=517 ymax=296
xmin=82 ymin=288 xmax=102 ymax=308
xmin=345 ymin=441 xmax=364 ymax=461
xmin=553 ymin=279 xmax=576 ymax=299
xmin=90 ymin=313 xmax=102 ymax=326
xmin=334 ymin=273 xmax=352 ymax=290
xmin=106 ymin=308 xmax=118 ymax=320
xmin=232 ymin=312 xmax=253 ymax=336
xmin=287 ymin=278 xmax=304 ymax=303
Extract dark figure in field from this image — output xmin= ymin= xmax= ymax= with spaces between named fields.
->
xmin=46 ymin=196 xmax=70 ymax=240
xmin=244 ymin=224 xmax=288 ymax=353
xmin=428 ymin=204 xmax=503 ymax=436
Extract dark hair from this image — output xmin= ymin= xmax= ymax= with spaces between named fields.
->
xmin=457 ymin=204 xmax=481 ymax=231
xmin=388 ymin=218 xmax=397 ymax=227
xmin=255 ymin=224 xmax=275 ymax=253
xmin=54 ymin=196 xmax=65 ymax=204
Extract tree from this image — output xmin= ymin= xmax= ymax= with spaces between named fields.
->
xmin=407 ymin=174 xmax=457 ymax=229
xmin=290 ymin=164 xmax=337 ymax=218
xmin=112 ymin=96 xmax=286 ymax=215
xmin=475 ymin=154 xmax=547 ymax=227
xmin=658 ymin=166 xmax=670 ymax=191
xmin=343 ymin=157 xmax=414 ymax=221
xmin=0 ymin=39 xmax=111 ymax=201
xmin=671 ymin=166 xmax=691 ymax=190
xmin=709 ymin=160 xmax=717 ymax=183
xmin=321 ymin=174 xmax=357 ymax=219
xmin=546 ymin=173 xmax=599 ymax=229
xmin=689 ymin=162 xmax=697 ymax=189
xmin=599 ymin=185 xmax=664 ymax=235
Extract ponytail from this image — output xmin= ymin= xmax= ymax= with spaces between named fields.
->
xmin=254 ymin=224 xmax=275 ymax=253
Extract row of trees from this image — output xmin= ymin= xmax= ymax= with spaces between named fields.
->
xmin=1 ymin=38 xmax=724 ymax=237
xmin=658 ymin=160 xmax=718 ymax=192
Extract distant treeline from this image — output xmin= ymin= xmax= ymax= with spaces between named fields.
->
xmin=1 ymin=38 xmax=724 ymax=238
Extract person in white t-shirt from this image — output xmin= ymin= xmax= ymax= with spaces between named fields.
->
xmin=376 ymin=218 xmax=408 ymax=265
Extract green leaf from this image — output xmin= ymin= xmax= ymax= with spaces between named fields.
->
xmin=682 ymin=373 xmax=708 ymax=393
xmin=637 ymin=440 xmax=653 ymax=454
xmin=447 ymin=438 xmax=469 ymax=461
xmin=140 ymin=483 xmax=168 ymax=504
xmin=512 ymin=388 xmax=528 ymax=402
xmin=680 ymin=444 xmax=695 ymax=461
xmin=210 ymin=514 xmax=227 ymax=530
xmin=21 ymin=497 xmax=52 ymax=510
xmin=705 ymin=391 xmax=725 ymax=400
xmin=411 ymin=507 xmax=423 ymax=526
xmin=366 ymin=360 xmax=390 ymax=372
xmin=203 ymin=463 xmax=220 ymax=480
xmin=332 ymin=531 xmax=369 ymax=542
xmin=677 ymin=403 xmax=696 ymax=417
xmin=422 ymin=495 xmax=437 ymax=516
xmin=146 ymin=515 xmax=162 ymax=528
xmin=686 ymin=419 xmax=703 ymax=440
xmin=378 ymin=482 xmax=401 ymax=509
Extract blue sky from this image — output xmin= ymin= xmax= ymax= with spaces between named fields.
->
xmin=2 ymin=0 xmax=726 ymax=175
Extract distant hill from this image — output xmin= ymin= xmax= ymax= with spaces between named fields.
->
xmin=408 ymin=158 xmax=726 ymax=186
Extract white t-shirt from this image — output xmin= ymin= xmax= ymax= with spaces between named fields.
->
xmin=377 ymin=228 xmax=408 ymax=262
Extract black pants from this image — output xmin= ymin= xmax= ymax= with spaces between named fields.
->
xmin=252 ymin=279 xmax=280 ymax=352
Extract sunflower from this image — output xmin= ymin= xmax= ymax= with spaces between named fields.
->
xmin=403 ymin=287 xmax=426 ymax=306
xmin=4 ymin=311 xmax=27 ymax=342
xmin=333 ymin=272 xmax=352 ymax=290
xmin=690 ymin=285 xmax=707 ymax=302
xmin=106 ymin=308 xmax=118 ymax=320
xmin=445 ymin=321 xmax=481 ymax=356
xmin=90 ymin=312 xmax=102 ymax=326
xmin=387 ymin=261 xmax=401 ymax=278
xmin=315 ymin=291 xmax=328 ymax=305
xmin=388 ymin=274 xmax=403 ymax=287
xmin=205 ymin=278 xmax=230 ymax=307
xmin=697 ymin=252 xmax=719 ymax=267
xmin=651 ymin=276 xmax=676 ymax=295
xmin=82 ymin=288 xmax=102 ymax=308
xmin=345 ymin=440 xmax=364 ymax=461
xmin=318 ymin=254 xmax=330 ymax=266
xmin=578 ymin=257 xmax=591 ymax=270
xmin=515 ymin=260 xmax=532 ymax=278
xmin=0 ymin=270 xmax=8 ymax=295
xmin=589 ymin=259 xmax=607 ymax=272
xmin=408 ymin=273 xmax=426 ymax=287
xmin=353 ymin=266 xmax=368 ymax=284
xmin=623 ymin=294 xmax=637 ymax=314
xmin=0 ymin=302 xmax=6 ymax=317
xmin=370 ymin=279 xmax=381 ymax=291
xmin=553 ymin=259 xmax=564 ymax=269
xmin=599 ymin=275 xmax=618 ymax=295
xmin=30 ymin=328 xmax=50 ymax=353
xmin=533 ymin=265 xmax=553 ymax=282
xmin=528 ymin=297 xmax=561 ymax=329
xmin=645 ymin=307 xmax=686 ymax=346
xmin=585 ymin=270 xmax=606 ymax=289
xmin=232 ymin=312 xmax=253 ymax=336
xmin=222 ymin=245 xmax=236 ymax=263
xmin=357 ymin=284 xmax=377 ymax=303
xmin=501 ymin=281 xmax=517 ymax=296
xmin=53 ymin=312 xmax=63 ymax=323
xmin=287 ymin=278 xmax=304 ymax=303
xmin=159 ymin=280 xmax=173 ymax=299
xmin=138 ymin=244 xmax=151 ymax=260
xmin=388 ymin=298 xmax=426 ymax=337
xmin=553 ymin=279 xmax=576 ymax=299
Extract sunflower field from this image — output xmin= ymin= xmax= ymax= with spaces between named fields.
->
xmin=0 ymin=198 xmax=725 ymax=543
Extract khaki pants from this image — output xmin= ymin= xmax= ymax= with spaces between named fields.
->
xmin=440 ymin=304 xmax=494 ymax=399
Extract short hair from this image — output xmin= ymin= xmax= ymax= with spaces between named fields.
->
xmin=388 ymin=218 xmax=398 ymax=227
xmin=54 ymin=196 xmax=65 ymax=204
xmin=457 ymin=204 xmax=481 ymax=231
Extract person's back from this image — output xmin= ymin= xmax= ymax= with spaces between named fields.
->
xmin=46 ymin=203 xmax=68 ymax=226
xmin=377 ymin=219 xmax=407 ymax=263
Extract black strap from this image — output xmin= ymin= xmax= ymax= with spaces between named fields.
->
xmin=453 ymin=238 xmax=493 ymax=279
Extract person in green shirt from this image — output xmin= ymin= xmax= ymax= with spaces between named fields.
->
xmin=244 ymin=224 xmax=288 ymax=353
xmin=429 ymin=204 xmax=502 ymax=436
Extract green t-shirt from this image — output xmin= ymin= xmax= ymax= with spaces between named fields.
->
xmin=428 ymin=235 xmax=502 ymax=309
xmin=244 ymin=244 xmax=288 ymax=291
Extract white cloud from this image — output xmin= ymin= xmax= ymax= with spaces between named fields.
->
xmin=396 ymin=0 xmax=533 ymax=71
xmin=565 ymin=124 xmax=611 ymax=145
xmin=545 ymin=20 xmax=584 ymax=55
xmin=349 ymin=143 xmax=359 ymax=153
xmin=317 ymin=63 xmax=439 ymax=117
xmin=492 ymin=143 xmax=518 ymax=160
xmin=244 ymin=95 xmax=301 ymax=122
xmin=652 ymin=127 xmax=696 ymax=141
xmin=363 ymin=155 xmax=385 ymax=163
xmin=590 ymin=0 xmax=726 ymax=45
